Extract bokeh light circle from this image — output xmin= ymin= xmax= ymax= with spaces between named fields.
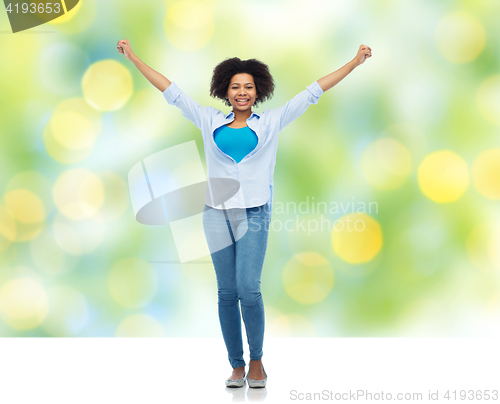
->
xmin=476 ymin=75 xmax=500 ymax=126
xmin=50 ymin=111 xmax=95 ymax=150
xmin=4 ymin=189 xmax=46 ymax=224
xmin=472 ymin=148 xmax=500 ymax=200
xmin=417 ymin=150 xmax=469 ymax=203
xmin=0 ymin=276 xmax=48 ymax=330
xmin=388 ymin=206 xmax=447 ymax=283
xmin=0 ymin=203 xmax=17 ymax=250
xmin=360 ymin=138 xmax=412 ymax=190
xmin=47 ymin=0 xmax=84 ymax=24
xmin=47 ymin=0 xmax=97 ymax=34
xmin=51 ymin=212 xmax=105 ymax=255
xmin=164 ymin=1 xmax=215 ymax=52
xmin=44 ymin=98 xmax=102 ymax=164
xmin=53 ymin=168 xmax=104 ymax=220
xmin=30 ymin=230 xmax=78 ymax=276
xmin=5 ymin=171 xmax=54 ymax=213
xmin=96 ymin=171 xmax=130 ymax=222
xmin=2 ymin=189 xmax=45 ymax=242
xmin=490 ymin=224 xmax=500 ymax=269
xmin=466 ymin=222 xmax=500 ymax=272
xmin=435 ymin=11 xmax=486 ymax=64
xmin=82 ymin=60 xmax=133 ymax=111
xmin=331 ymin=213 xmax=383 ymax=264
xmin=287 ymin=212 xmax=333 ymax=257
xmin=282 ymin=252 xmax=334 ymax=305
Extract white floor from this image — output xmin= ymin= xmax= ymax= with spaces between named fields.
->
xmin=1 ymin=338 xmax=498 ymax=403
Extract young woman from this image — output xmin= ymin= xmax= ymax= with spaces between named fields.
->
xmin=117 ymin=40 xmax=372 ymax=388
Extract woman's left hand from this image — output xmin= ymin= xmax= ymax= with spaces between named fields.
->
xmin=353 ymin=44 xmax=372 ymax=66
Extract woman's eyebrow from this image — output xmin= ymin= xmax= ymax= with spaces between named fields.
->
xmin=231 ymin=82 xmax=253 ymax=85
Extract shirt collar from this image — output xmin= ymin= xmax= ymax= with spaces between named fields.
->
xmin=224 ymin=111 xmax=260 ymax=119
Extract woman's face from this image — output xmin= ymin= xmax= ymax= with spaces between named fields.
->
xmin=226 ymin=73 xmax=258 ymax=112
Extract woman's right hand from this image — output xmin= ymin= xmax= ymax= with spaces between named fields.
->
xmin=117 ymin=39 xmax=135 ymax=61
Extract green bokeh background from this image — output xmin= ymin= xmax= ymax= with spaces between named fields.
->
xmin=0 ymin=0 xmax=499 ymax=337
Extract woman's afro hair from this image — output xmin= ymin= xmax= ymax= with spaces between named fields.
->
xmin=209 ymin=57 xmax=275 ymax=108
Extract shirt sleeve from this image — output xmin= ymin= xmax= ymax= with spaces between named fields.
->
xmin=163 ymin=82 xmax=207 ymax=130
xmin=277 ymin=81 xmax=324 ymax=132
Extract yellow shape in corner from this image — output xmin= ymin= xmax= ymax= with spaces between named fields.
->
xmin=60 ymin=0 xmax=68 ymax=13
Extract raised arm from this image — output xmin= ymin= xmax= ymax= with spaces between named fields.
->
xmin=117 ymin=39 xmax=209 ymax=130
xmin=277 ymin=44 xmax=372 ymax=132
xmin=317 ymin=44 xmax=372 ymax=92
xmin=117 ymin=39 xmax=171 ymax=92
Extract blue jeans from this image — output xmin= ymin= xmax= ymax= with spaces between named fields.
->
xmin=202 ymin=199 xmax=272 ymax=369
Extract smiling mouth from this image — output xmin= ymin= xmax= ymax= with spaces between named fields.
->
xmin=236 ymin=99 xmax=249 ymax=105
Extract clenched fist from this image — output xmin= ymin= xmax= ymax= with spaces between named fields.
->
xmin=354 ymin=44 xmax=372 ymax=66
xmin=117 ymin=39 xmax=135 ymax=61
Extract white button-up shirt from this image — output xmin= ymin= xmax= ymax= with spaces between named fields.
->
xmin=163 ymin=80 xmax=324 ymax=209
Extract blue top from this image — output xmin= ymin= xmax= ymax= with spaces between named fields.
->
xmin=213 ymin=125 xmax=258 ymax=164
xmin=163 ymin=80 xmax=324 ymax=209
